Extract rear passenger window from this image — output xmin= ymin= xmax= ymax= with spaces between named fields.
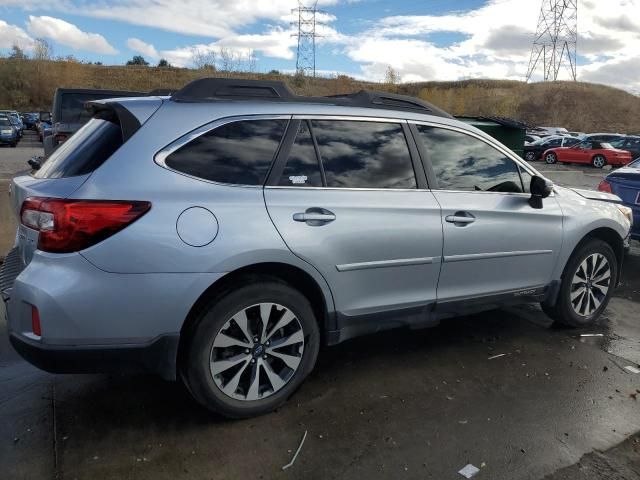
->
xmin=312 ymin=120 xmax=416 ymax=189
xmin=414 ymin=125 xmax=524 ymax=193
xmin=279 ymin=121 xmax=322 ymax=187
xmin=165 ymin=119 xmax=287 ymax=185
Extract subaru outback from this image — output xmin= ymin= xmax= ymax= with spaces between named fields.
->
xmin=1 ymin=78 xmax=633 ymax=418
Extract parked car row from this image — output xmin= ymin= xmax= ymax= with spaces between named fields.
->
xmin=0 ymin=111 xmax=22 ymax=147
xmin=598 ymin=158 xmax=640 ymax=241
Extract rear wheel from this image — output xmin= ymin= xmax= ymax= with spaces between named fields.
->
xmin=525 ymin=151 xmax=536 ymax=162
xmin=542 ymin=239 xmax=617 ymax=327
xmin=182 ymin=281 xmax=320 ymax=418
xmin=10 ymin=142 xmax=17 ymax=148
xmin=592 ymin=155 xmax=606 ymax=168
xmin=545 ymin=152 xmax=557 ymax=164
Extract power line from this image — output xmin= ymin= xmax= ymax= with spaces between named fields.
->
xmin=526 ymin=0 xmax=578 ymax=82
xmin=292 ymin=1 xmax=325 ymax=77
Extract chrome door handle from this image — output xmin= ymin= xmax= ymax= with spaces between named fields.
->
xmin=445 ymin=212 xmax=476 ymax=226
xmin=293 ymin=208 xmax=336 ymax=225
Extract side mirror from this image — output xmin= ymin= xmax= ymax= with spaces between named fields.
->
xmin=529 ymin=175 xmax=553 ymax=209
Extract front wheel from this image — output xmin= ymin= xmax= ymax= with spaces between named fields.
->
xmin=525 ymin=151 xmax=536 ymax=162
xmin=182 ymin=281 xmax=320 ymax=418
xmin=545 ymin=152 xmax=557 ymax=164
xmin=542 ymin=239 xmax=617 ymax=327
xmin=592 ymin=155 xmax=606 ymax=168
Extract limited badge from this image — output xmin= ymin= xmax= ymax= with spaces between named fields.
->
xmin=289 ymin=175 xmax=308 ymax=184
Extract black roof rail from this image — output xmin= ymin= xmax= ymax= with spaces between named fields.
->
xmin=172 ymin=78 xmax=294 ymax=102
xmin=171 ymin=77 xmax=453 ymax=118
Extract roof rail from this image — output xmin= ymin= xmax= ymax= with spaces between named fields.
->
xmin=170 ymin=77 xmax=452 ymax=118
xmin=172 ymin=78 xmax=294 ymax=102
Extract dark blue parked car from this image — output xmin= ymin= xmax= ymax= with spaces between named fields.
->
xmin=599 ymin=158 xmax=640 ymax=241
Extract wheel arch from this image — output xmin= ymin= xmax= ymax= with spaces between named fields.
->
xmin=562 ymin=227 xmax=624 ymax=283
xmin=177 ymin=261 xmax=336 ymax=372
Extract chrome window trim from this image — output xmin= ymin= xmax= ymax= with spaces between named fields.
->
xmin=154 ymin=114 xmax=291 ymax=188
xmin=408 ymin=120 xmax=553 ymax=197
xmin=636 ymin=191 xmax=640 ymax=206
xmin=292 ymin=114 xmax=407 ymax=123
xmin=265 ymin=185 xmax=433 ymax=192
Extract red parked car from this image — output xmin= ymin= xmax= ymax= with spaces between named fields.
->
xmin=542 ymin=140 xmax=632 ymax=168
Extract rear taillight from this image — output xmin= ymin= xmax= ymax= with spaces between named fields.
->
xmin=20 ymin=197 xmax=151 ymax=253
xmin=597 ymin=180 xmax=612 ymax=193
xmin=55 ymin=133 xmax=69 ymax=143
xmin=31 ymin=305 xmax=42 ymax=336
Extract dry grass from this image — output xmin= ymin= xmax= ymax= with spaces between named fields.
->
xmin=1 ymin=59 xmax=639 ymax=133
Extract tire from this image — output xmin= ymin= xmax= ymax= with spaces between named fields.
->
xmin=545 ymin=152 xmax=557 ymax=164
xmin=182 ymin=280 xmax=320 ymax=418
xmin=542 ymin=239 xmax=617 ymax=327
xmin=592 ymin=155 xmax=606 ymax=168
xmin=10 ymin=142 xmax=17 ymax=148
xmin=525 ymin=151 xmax=536 ymax=162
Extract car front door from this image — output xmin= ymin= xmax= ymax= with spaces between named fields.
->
xmin=265 ymin=118 xmax=443 ymax=328
xmin=410 ymin=123 xmax=564 ymax=307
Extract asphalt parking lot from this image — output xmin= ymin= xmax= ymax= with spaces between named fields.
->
xmin=1 ymin=134 xmax=639 ymax=480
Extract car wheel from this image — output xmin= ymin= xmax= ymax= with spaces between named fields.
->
xmin=592 ymin=155 xmax=606 ymax=168
xmin=182 ymin=280 xmax=320 ymax=418
xmin=542 ymin=239 xmax=617 ymax=327
xmin=10 ymin=142 xmax=17 ymax=148
xmin=525 ymin=151 xmax=536 ymax=162
xmin=545 ymin=152 xmax=557 ymax=164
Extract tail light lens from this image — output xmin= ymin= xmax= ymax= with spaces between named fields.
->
xmin=55 ymin=133 xmax=69 ymax=143
xmin=597 ymin=180 xmax=612 ymax=193
xmin=31 ymin=305 xmax=42 ymax=336
xmin=20 ymin=197 xmax=151 ymax=253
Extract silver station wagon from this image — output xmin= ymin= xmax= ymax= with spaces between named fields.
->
xmin=1 ymin=78 xmax=632 ymax=417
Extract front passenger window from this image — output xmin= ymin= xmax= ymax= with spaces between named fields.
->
xmin=414 ymin=125 xmax=524 ymax=193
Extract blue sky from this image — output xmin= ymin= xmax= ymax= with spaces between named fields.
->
xmin=1 ymin=0 xmax=639 ymax=92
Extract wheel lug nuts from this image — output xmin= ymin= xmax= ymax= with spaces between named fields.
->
xmin=265 ymin=341 xmax=270 ymax=346
xmin=253 ymin=337 xmax=258 ymax=342
xmin=245 ymin=349 xmax=250 ymax=354
xmin=251 ymin=359 xmax=256 ymax=364
xmin=263 ymin=355 xmax=267 ymax=359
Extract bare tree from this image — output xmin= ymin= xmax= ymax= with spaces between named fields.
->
xmin=384 ymin=65 xmax=401 ymax=85
xmin=218 ymin=47 xmax=235 ymax=72
xmin=191 ymin=48 xmax=217 ymax=70
xmin=33 ymin=38 xmax=53 ymax=60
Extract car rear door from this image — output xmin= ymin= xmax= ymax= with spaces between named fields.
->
xmin=410 ymin=123 xmax=563 ymax=307
xmin=264 ymin=117 xmax=443 ymax=327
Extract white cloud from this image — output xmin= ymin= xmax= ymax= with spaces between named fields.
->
xmin=127 ymin=38 xmax=159 ymax=59
xmin=0 ymin=20 xmax=33 ymax=50
xmin=26 ymin=15 xmax=118 ymax=55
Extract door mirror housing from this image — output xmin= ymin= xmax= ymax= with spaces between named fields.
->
xmin=529 ymin=175 xmax=553 ymax=209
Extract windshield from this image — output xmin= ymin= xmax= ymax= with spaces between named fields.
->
xmin=532 ymin=137 xmax=553 ymax=145
xmin=0 ymin=118 xmax=11 ymax=126
xmin=34 ymin=117 xmax=123 ymax=179
xmin=627 ymin=157 xmax=640 ymax=168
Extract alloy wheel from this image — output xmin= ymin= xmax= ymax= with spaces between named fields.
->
xmin=569 ymin=253 xmax=611 ymax=317
xmin=525 ymin=152 xmax=535 ymax=161
xmin=545 ymin=153 xmax=557 ymax=164
xmin=593 ymin=156 xmax=605 ymax=168
xmin=209 ymin=303 xmax=305 ymax=401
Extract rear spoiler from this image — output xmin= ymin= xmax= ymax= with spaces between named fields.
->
xmin=86 ymin=98 xmax=162 ymax=142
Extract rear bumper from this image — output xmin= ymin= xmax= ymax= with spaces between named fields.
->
xmin=9 ymin=333 xmax=179 ymax=380
xmin=0 ymin=136 xmax=17 ymax=144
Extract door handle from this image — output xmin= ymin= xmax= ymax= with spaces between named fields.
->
xmin=293 ymin=208 xmax=336 ymax=225
xmin=445 ymin=212 xmax=476 ymax=226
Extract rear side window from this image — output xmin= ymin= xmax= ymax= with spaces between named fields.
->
xmin=34 ymin=116 xmax=123 ymax=179
xmin=165 ymin=119 xmax=287 ymax=185
xmin=312 ymin=120 xmax=416 ymax=189
xmin=278 ymin=121 xmax=322 ymax=187
xmin=415 ymin=125 xmax=524 ymax=193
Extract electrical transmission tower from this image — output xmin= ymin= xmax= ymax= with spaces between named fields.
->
xmin=292 ymin=1 xmax=324 ymax=77
xmin=526 ymin=0 xmax=577 ymax=82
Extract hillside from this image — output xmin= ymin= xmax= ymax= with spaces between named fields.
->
xmin=1 ymin=58 xmax=639 ymax=133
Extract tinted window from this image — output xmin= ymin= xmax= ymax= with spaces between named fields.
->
xmin=165 ymin=119 xmax=287 ymax=185
xmin=34 ymin=117 xmax=123 ymax=179
xmin=312 ymin=120 xmax=416 ymax=189
xmin=0 ymin=118 xmax=11 ymax=126
xmin=59 ymin=93 xmax=122 ymax=124
xmin=279 ymin=121 xmax=322 ymax=187
xmin=564 ymin=137 xmax=580 ymax=146
xmin=415 ymin=125 xmax=524 ymax=193
xmin=545 ymin=138 xmax=562 ymax=147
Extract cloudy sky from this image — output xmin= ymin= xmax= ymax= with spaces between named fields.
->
xmin=0 ymin=0 xmax=639 ymax=91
